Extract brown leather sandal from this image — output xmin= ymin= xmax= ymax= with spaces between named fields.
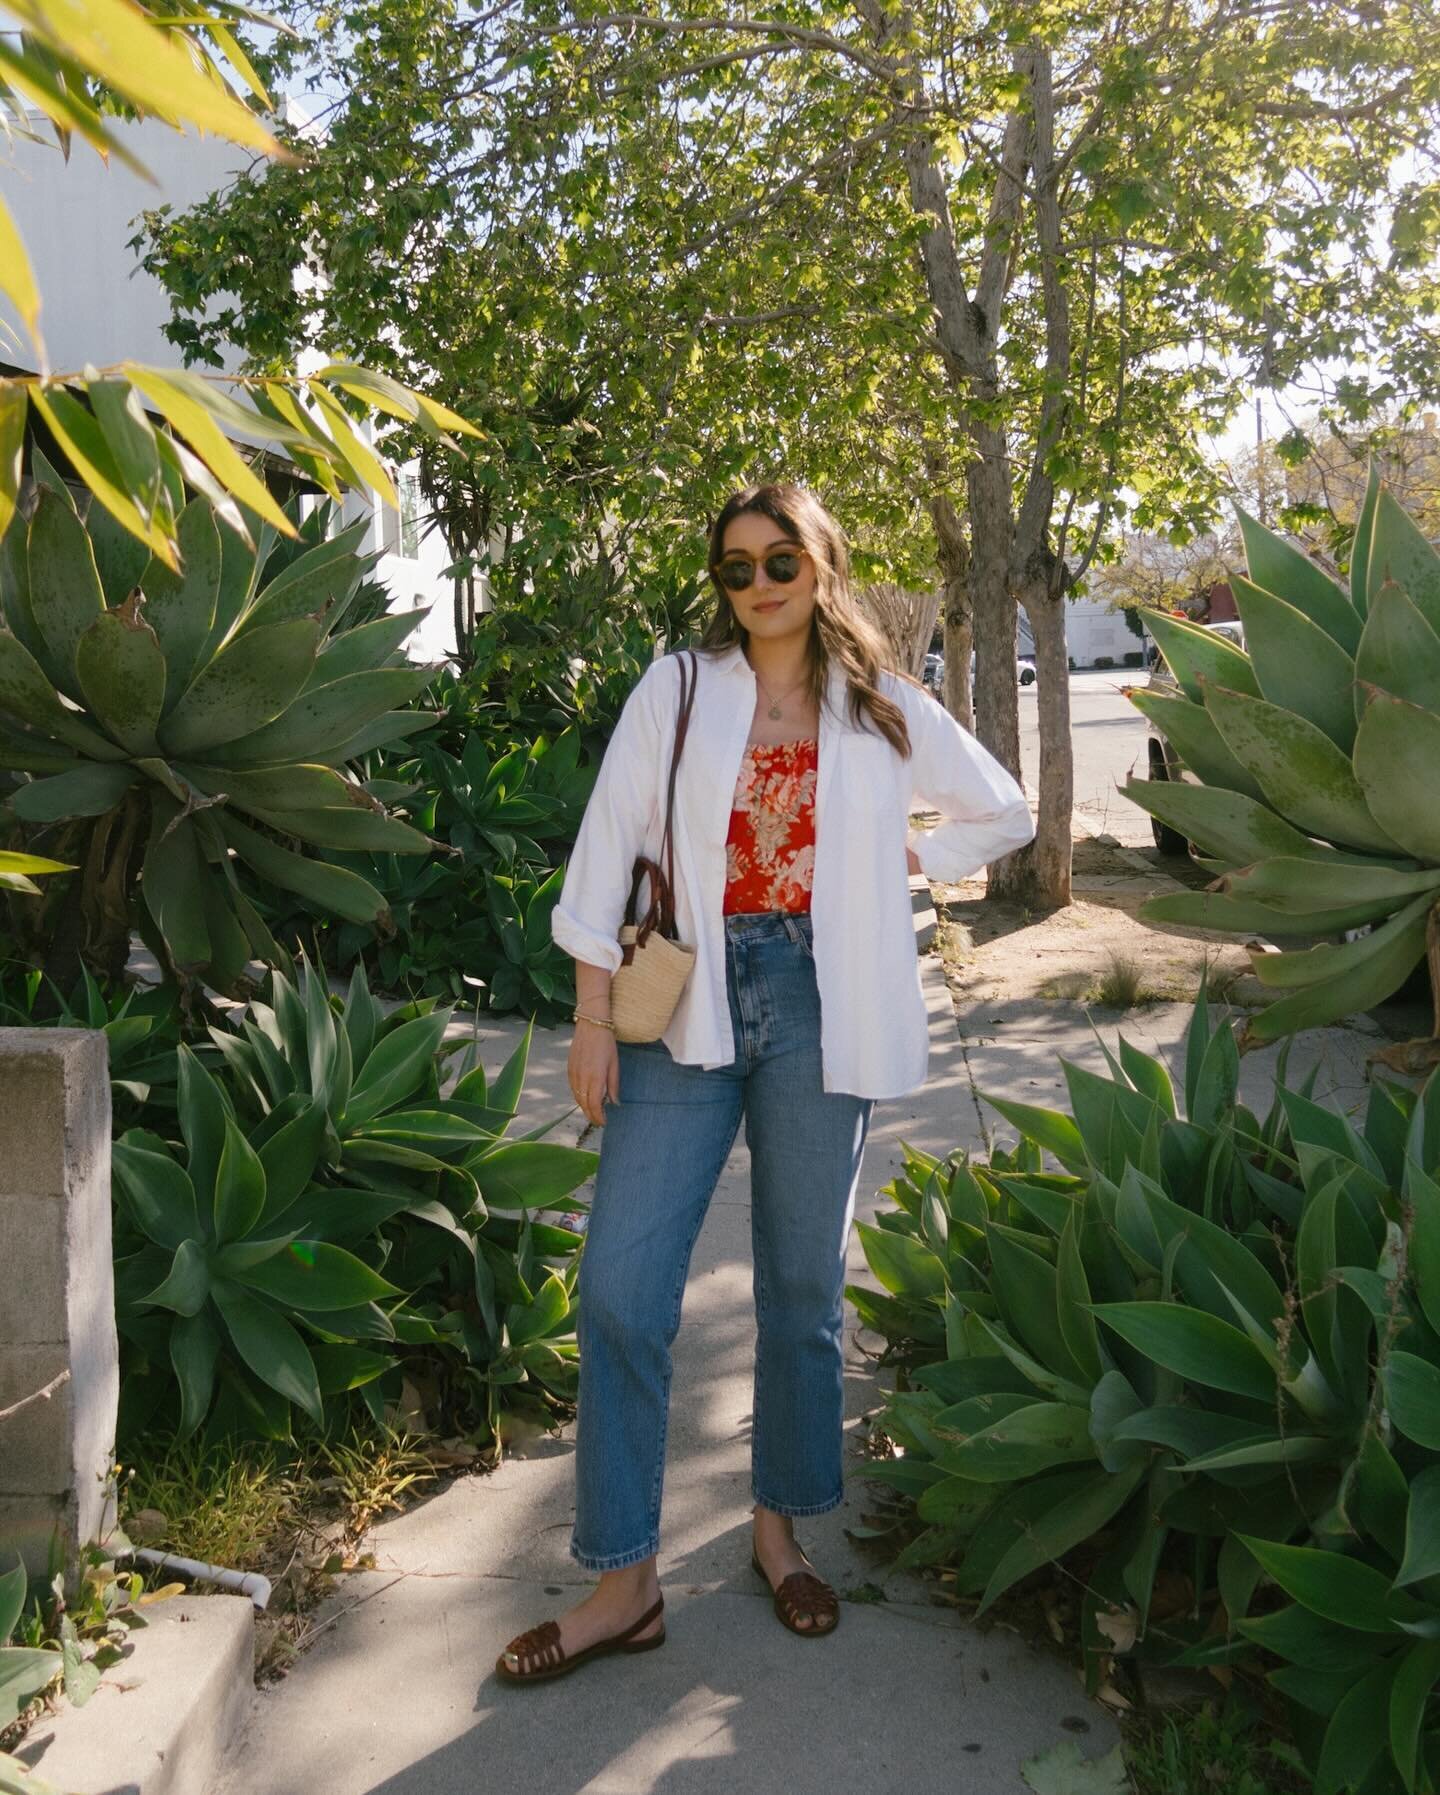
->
xmin=495 ymin=1596 xmax=666 ymax=1685
xmin=751 ymin=1550 xmax=840 ymax=1637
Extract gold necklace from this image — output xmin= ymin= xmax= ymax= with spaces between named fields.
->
xmin=754 ymin=670 xmax=810 ymax=721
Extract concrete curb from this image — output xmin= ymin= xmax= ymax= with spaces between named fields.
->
xmin=15 ymin=1595 xmax=253 ymax=1795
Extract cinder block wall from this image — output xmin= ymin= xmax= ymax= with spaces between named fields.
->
xmin=0 ymin=1029 xmax=117 ymax=1573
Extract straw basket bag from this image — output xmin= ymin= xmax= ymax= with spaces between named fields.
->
xmin=610 ymin=650 xmax=700 ymax=1044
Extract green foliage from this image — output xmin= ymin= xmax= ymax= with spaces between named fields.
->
xmin=0 ymin=490 xmax=438 ymax=992
xmin=1128 ymin=473 xmax=1440 ymax=1049
xmin=851 ymin=989 xmax=1440 ymax=1793
xmin=0 ymin=1547 xmax=174 ymax=1742
xmin=0 ymin=1563 xmax=59 ymax=1731
xmin=0 ymin=966 xmax=182 ymax=1125
xmin=114 ymin=955 xmax=594 ymax=1446
xmin=258 ymin=727 xmax=590 ymax=1016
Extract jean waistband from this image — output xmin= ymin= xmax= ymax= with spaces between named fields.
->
xmin=724 ymin=910 xmax=812 ymax=945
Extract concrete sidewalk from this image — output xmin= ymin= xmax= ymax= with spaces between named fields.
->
xmin=212 ymin=880 xmax=1381 ymax=1795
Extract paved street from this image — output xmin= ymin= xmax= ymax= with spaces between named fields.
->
xmin=1017 ymin=668 xmax=1156 ymax=849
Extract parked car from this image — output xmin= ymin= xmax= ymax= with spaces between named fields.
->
xmin=1142 ymin=619 xmax=1246 ymax=855
xmin=920 ymin=651 xmax=1037 ymax=693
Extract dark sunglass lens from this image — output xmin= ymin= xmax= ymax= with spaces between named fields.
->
xmin=765 ymin=553 xmax=802 ymax=584
xmin=718 ymin=559 xmax=755 ymax=592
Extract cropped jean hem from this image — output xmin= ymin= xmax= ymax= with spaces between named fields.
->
xmin=569 ymin=1535 xmax=660 ymax=1573
xmin=751 ymin=1487 xmax=845 ymax=1520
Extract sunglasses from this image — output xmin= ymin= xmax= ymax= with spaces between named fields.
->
xmin=712 ymin=550 xmax=807 ymax=594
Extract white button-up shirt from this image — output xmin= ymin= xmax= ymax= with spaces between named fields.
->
xmin=550 ymin=642 xmax=1035 ymax=1099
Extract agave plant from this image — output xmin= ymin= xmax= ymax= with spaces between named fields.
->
xmin=0 ymin=487 xmax=436 ymax=991
xmin=854 ymin=991 xmax=1440 ymax=1792
xmin=1125 ymin=470 xmax=1440 ymax=1058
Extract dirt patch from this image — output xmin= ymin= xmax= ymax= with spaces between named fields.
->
xmin=927 ymin=833 xmax=1255 ymax=1012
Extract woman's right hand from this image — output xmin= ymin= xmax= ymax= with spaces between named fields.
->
xmin=569 ymin=1022 xmax=620 ymax=1127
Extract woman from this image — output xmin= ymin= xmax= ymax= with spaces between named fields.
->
xmin=495 ymin=484 xmax=1033 ymax=1684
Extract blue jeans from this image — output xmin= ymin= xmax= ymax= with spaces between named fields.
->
xmin=570 ymin=910 xmax=875 ymax=1572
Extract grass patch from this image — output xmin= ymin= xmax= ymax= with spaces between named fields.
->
xmin=1123 ymin=1695 xmax=1311 ymax=1795
xmin=119 ymin=1425 xmax=440 ymax=1680
xmin=121 ymin=1439 xmax=300 ymax=1571
xmin=1091 ymin=951 xmax=1157 ymax=1011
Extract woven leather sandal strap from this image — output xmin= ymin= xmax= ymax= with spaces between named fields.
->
xmin=775 ymin=1571 xmax=838 ymax=1627
xmin=506 ymin=1617 xmax=563 ymax=1672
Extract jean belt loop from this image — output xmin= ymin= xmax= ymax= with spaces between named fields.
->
xmin=782 ymin=912 xmax=802 ymax=949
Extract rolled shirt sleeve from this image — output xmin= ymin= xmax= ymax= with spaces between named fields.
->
xmin=550 ymin=661 xmax=666 ymax=974
xmin=903 ymin=684 xmax=1035 ymax=883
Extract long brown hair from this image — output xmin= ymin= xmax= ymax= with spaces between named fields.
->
xmin=699 ymin=484 xmax=912 ymax=756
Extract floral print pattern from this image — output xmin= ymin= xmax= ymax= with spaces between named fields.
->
xmin=723 ymin=737 xmax=818 ymax=915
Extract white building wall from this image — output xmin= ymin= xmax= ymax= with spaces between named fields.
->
xmin=1065 ymin=598 xmax=1144 ymax=668
xmin=2 ymin=116 xmax=459 ymax=663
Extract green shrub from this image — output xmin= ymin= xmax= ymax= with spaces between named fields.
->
xmin=115 ymin=955 xmax=594 ymax=1446
xmin=0 ymin=490 xmax=436 ymax=991
xmin=256 ymin=728 xmax=589 ymax=1016
xmin=1126 ymin=472 xmax=1440 ymax=1057
xmin=850 ymin=987 xmax=1440 ymax=1793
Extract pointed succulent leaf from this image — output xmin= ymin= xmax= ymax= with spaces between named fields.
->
xmin=312 ymin=607 xmax=429 ymax=682
xmin=211 ymin=1279 xmax=323 ymax=1424
xmin=112 ymin=1140 xmax=200 ymax=1250
xmin=219 ymin=813 xmax=388 ymax=924
xmin=343 ymin=1009 xmax=453 ymax=1127
xmin=1222 ymin=858 xmax=1440 ymax=914
xmin=237 ymin=1240 xmax=399 ymax=1311
xmin=170 ymin=1307 xmax=221 ymax=1437
xmin=1141 ymin=609 xmax=1260 ymax=704
xmin=75 ymin=601 xmax=166 ymax=753
xmin=160 ymin=617 xmax=321 ymax=755
xmin=10 ymin=761 xmax=135 ymax=822
xmin=245 ymin=805 xmax=432 ymax=854
xmin=213 ymin=1116 xmax=266 ymax=1243
xmin=238 ymin=548 xmax=361 ymax=637
xmin=1396 ymin=1466 xmax=1440 ymax=1590
xmin=141 ymin=809 xmax=212 ymax=974
xmin=1230 ymin=576 xmax=1357 ymax=752
xmin=1350 ymin=461 xmax=1382 ymax=615
xmin=327 ymin=709 xmax=436 ymax=762
xmin=1120 ymin=778 xmax=1319 ymax=869
xmin=1093 ymin=1302 xmax=1276 ymax=1401
xmin=1382 ymin=1353 xmax=1440 ymax=1450
xmin=1237 ymin=508 xmax=1361 ymax=652
xmin=1248 ymin=893 xmax=1434 ymax=1001
xmin=1235 ymin=897 xmax=1422 ymax=1048
xmin=26 ymin=487 xmax=106 ymax=695
xmin=1202 ymin=681 xmax=1401 ymax=853
xmin=1128 ymin=687 xmax=1267 ymax=800
xmin=1353 ymin=578 xmax=1440 ymax=718
xmin=86 ymin=489 xmax=152 ymax=607
xmin=207 ymin=666 xmax=436 ymax=766
xmin=1369 ymin=488 xmax=1440 ymax=636
xmin=1143 ymin=887 xmax=1399 ymax=936
xmin=1353 ymin=688 xmax=1440 ymax=862
xmin=181 ymin=763 xmax=361 ymax=813
xmin=176 ymin=1043 xmax=231 ymax=1219
xmin=141 ymin=499 xmax=221 ymax=708
xmin=0 ymin=628 xmax=126 ymax=759
xmin=141 ymin=1238 xmax=210 ymax=1316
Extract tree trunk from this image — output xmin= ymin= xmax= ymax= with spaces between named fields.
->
xmin=1016 ymin=584 xmax=1073 ymax=907
xmin=929 ymin=491 xmax=973 ymax=731
xmin=968 ymin=420 xmax=1030 ymax=897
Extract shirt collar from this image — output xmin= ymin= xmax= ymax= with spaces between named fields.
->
xmin=705 ymin=639 xmax=850 ymax=717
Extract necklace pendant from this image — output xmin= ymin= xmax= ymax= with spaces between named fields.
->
xmin=768 ymin=702 xmax=782 ymax=720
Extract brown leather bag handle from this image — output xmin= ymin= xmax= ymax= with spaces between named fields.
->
xmin=622 ymin=650 xmax=698 ymax=949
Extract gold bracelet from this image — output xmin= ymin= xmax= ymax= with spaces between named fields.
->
xmin=573 ymin=1009 xmax=616 ymax=1032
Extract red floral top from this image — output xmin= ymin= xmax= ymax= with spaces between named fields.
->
xmin=722 ymin=737 xmax=818 ymax=915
